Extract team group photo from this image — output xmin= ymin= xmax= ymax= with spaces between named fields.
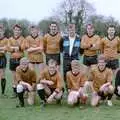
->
xmin=0 ymin=0 xmax=120 ymax=120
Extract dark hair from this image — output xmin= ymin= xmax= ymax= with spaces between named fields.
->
xmin=30 ymin=25 xmax=38 ymax=29
xmin=13 ymin=24 xmax=21 ymax=30
xmin=107 ymin=25 xmax=115 ymax=29
xmin=49 ymin=21 xmax=58 ymax=26
xmin=86 ymin=24 xmax=94 ymax=29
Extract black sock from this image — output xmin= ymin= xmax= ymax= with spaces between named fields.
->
xmin=37 ymin=89 xmax=46 ymax=102
xmin=1 ymin=78 xmax=6 ymax=94
xmin=107 ymin=93 xmax=113 ymax=100
xmin=17 ymin=92 xmax=24 ymax=107
xmin=98 ymin=91 xmax=106 ymax=100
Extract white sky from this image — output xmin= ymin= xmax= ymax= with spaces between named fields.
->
xmin=0 ymin=0 xmax=120 ymax=22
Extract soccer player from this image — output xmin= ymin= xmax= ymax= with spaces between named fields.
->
xmin=43 ymin=22 xmax=62 ymax=70
xmin=37 ymin=59 xmax=63 ymax=107
xmin=7 ymin=24 xmax=25 ymax=98
xmin=87 ymin=55 xmax=114 ymax=107
xmin=0 ymin=24 xmax=8 ymax=96
xmin=66 ymin=60 xmax=88 ymax=106
xmin=81 ymin=24 xmax=100 ymax=67
xmin=114 ymin=68 xmax=120 ymax=98
xmin=100 ymin=25 xmax=120 ymax=73
xmin=26 ymin=25 xmax=44 ymax=75
xmin=16 ymin=57 xmax=36 ymax=107
xmin=61 ymin=23 xmax=83 ymax=90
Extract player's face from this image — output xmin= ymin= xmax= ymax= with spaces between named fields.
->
xmin=87 ymin=26 xmax=94 ymax=36
xmin=48 ymin=63 xmax=57 ymax=75
xmin=30 ymin=28 xmax=39 ymax=37
xmin=13 ymin=27 xmax=21 ymax=37
xmin=71 ymin=66 xmax=79 ymax=75
xmin=20 ymin=62 xmax=29 ymax=71
xmin=98 ymin=60 xmax=106 ymax=71
xmin=107 ymin=27 xmax=115 ymax=36
xmin=0 ymin=28 xmax=4 ymax=38
xmin=69 ymin=25 xmax=75 ymax=37
xmin=49 ymin=24 xmax=58 ymax=35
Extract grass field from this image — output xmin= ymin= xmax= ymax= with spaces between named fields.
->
xmin=0 ymin=56 xmax=120 ymax=120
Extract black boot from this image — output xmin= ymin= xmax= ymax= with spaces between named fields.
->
xmin=17 ymin=92 xmax=24 ymax=107
xmin=1 ymin=78 xmax=6 ymax=95
xmin=37 ymin=89 xmax=46 ymax=108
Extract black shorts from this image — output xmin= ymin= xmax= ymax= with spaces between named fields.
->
xmin=83 ymin=55 xmax=97 ymax=66
xmin=0 ymin=55 xmax=7 ymax=69
xmin=9 ymin=58 xmax=21 ymax=71
xmin=97 ymin=91 xmax=107 ymax=100
xmin=106 ymin=59 xmax=119 ymax=70
xmin=46 ymin=53 xmax=60 ymax=65
xmin=30 ymin=62 xmax=42 ymax=64
xmin=63 ymin=59 xmax=71 ymax=79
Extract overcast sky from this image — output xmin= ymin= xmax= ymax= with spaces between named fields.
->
xmin=0 ymin=0 xmax=120 ymax=22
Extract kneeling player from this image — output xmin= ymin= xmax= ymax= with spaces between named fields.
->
xmin=114 ymin=68 xmax=120 ymax=98
xmin=89 ymin=55 xmax=114 ymax=107
xmin=37 ymin=59 xmax=63 ymax=106
xmin=16 ymin=58 xmax=36 ymax=107
xmin=66 ymin=60 xmax=88 ymax=106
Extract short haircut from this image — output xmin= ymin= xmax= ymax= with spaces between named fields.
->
xmin=20 ymin=57 xmax=29 ymax=64
xmin=48 ymin=59 xmax=57 ymax=66
xmin=13 ymin=24 xmax=21 ymax=30
xmin=108 ymin=25 xmax=115 ymax=29
xmin=30 ymin=25 xmax=38 ymax=29
xmin=86 ymin=24 xmax=94 ymax=29
xmin=49 ymin=21 xmax=58 ymax=26
xmin=71 ymin=60 xmax=80 ymax=67
xmin=97 ymin=54 xmax=105 ymax=62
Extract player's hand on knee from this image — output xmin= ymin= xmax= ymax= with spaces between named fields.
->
xmin=100 ymin=85 xmax=106 ymax=92
xmin=47 ymin=81 xmax=54 ymax=86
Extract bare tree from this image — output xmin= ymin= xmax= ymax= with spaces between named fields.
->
xmin=53 ymin=0 xmax=95 ymax=35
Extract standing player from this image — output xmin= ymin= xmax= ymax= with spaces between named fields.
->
xmin=81 ymin=24 xmax=100 ymax=67
xmin=26 ymin=25 xmax=44 ymax=75
xmin=43 ymin=22 xmax=62 ymax=70
xmin=61 ymin=23 xmax=82 ymax=90
xmin=16 ymin=57 xmax=36 ymax=107
xmin=37 ymin=59 xmax=63 ymax=106
xmin=0 ymin=24 xmax=8 ymax=96
xmin=100 ymin=25 xmax=120 ymax=73
xmin=7 ymin=24 xmax=25 ymax=98
xmin=66 ymin=60 xmax=88 ymax=106
xmin=87 ymin=55 xmax=114 ymax=106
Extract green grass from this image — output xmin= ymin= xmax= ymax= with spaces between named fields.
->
xmin=0 ymin=56 xmax=120 ymax=120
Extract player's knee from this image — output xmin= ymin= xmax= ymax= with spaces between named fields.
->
xmin=91 ymin=101 xmax=98 ymax=107
xmin=55 ymin=91 xmax=63 ymax=100
xmin=91 ymin=95 xmax=99 ymax=107
xmin=28 ymin=97 xmax=34 ymax=105
xmin=67 ymin=98 xmax=75 ymax=106
xmin=67 ymin=94 xmax=78 ymax=106
xmin=91 ymin=99 xmax=98 ymax=107
xmin=108 ymin=85 xmax=114 ymax=94
xmin=16 ymin=84 xmax=24 ymax=93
